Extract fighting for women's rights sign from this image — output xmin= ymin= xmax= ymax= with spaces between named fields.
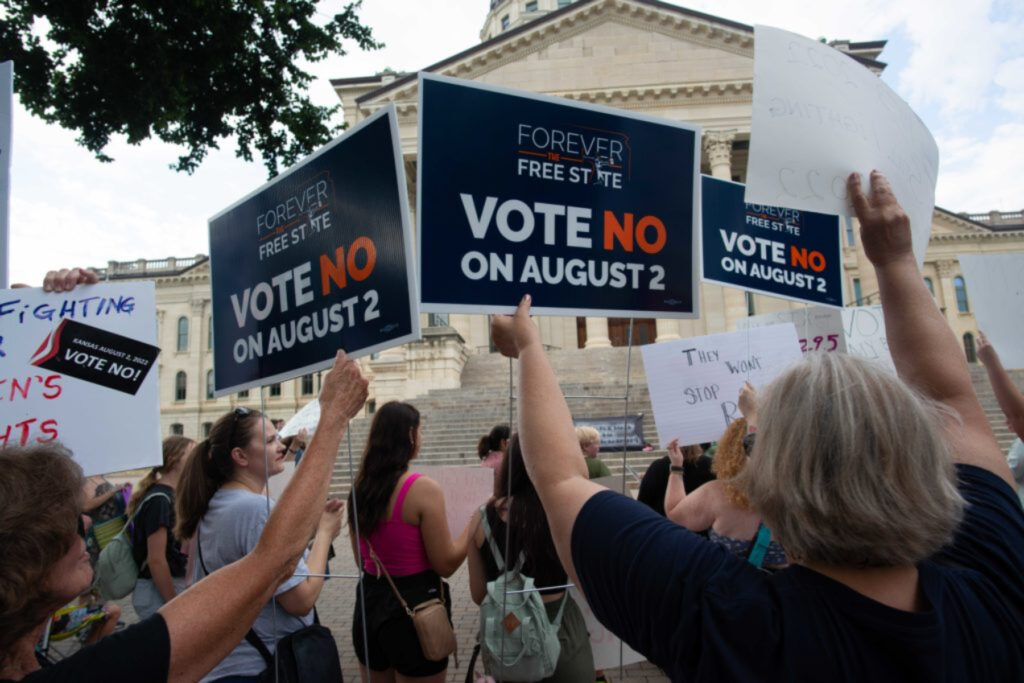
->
xmin=418 ymin=73 xmax=701 ymax=318
xmin=0 ymin=282 xmax=161 ymax=475
xmin=208 ymin=106 xmax=418 ymax=396
xmin=702 ymin=176 xmax=842 ymax=307
xmin=1 ymin=61 xmax=12 ymax=288
xmin=642 ymin=324 xmax=802 ymax=445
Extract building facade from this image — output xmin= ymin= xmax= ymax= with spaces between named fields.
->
xmin=102 ymin=0 xmax=1024 ymax=438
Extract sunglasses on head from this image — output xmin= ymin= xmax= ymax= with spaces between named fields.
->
xmin=214 ymin=406 xmax=252 ymax=457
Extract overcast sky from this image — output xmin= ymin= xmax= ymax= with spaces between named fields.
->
xmin=6 ymin=0 xmax=1022 ymax=285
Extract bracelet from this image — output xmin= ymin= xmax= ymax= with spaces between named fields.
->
xmin=670 ymin=465 xmax=685 ymax=473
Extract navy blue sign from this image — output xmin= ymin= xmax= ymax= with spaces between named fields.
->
xmin=701 ymin=176 xmax=842 ymax=307
xmin=418 ymin=74 xmax=699 ymax=318
xmin=208 ymin=106 xmax=418 ymax=396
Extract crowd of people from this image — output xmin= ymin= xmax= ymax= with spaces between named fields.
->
xmin=1 ymin=171 xmax=1022 ymax=682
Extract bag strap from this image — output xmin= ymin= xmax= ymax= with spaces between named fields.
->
xmin=746 ymin=522 xmax=772 ymax=568
xmin=478 ymin=504 xmax=505 ymax=572
xmin=197 ymin=529 xmax=274 ymax=667
xmin=128 ymin=491 xmax=172 ymax=573
xmin=366 ymin=541 xmax=415 ymax=617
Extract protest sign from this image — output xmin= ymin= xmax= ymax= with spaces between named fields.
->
xmin=841 ymin=304 xmax=895 ymax=371
xmin=702 ymin=176 xmax=842 ymax=307
xmin=740 ymin=306 xmax=847 ymax=354
xmin=573 ymin=414 xmax=645 ymax=451
xmin=411 ymin=465 xmax=495 ymax=536
xmin=958 ymin=253 xmax=1024 ymax=369
xmin=418 ymin=73 xmax=700 ymax=319
xmin=745 ymin=26 xmax=937 ymax=266
xmin=569 ymin=587 xmax=646 ymax=670
xmin=0 ymin=283 xmax=161 ymax=475
xmin=642 ymin=324 xmax=802 ymax=445
xmin=0 ymin=61 xmax=12 ymax=288
xmin=208 ymin=105 xmax=419 ymax=396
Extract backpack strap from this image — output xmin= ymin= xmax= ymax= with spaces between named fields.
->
xmin=549 ymin=590 xmax=570 ymax=630
xmin=127 ymin=491 xmax=172 ymax=574
xmin=479 ymin=504 xmax=506 ymax=572
xmin=747 ymin=522 xmax=773 ymax=569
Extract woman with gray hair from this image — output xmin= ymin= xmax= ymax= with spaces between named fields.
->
xmin=490 ymin=171 xmax=1024 ymax=681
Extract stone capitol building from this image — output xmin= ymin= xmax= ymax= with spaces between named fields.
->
xmin=95 ymin=0 xmax=1024 ymax=439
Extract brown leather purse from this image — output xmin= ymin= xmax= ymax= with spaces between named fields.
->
xmin=367 ymin=543 xmax=457 ymax=663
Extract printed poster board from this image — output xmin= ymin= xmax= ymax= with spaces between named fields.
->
xmin=958 ymin=253 xmax=1024 ymax=370
xmin=418 ymin=73 xmax=700 ymax=319
xmin=573 ymin=414 xmax=646 ymax=452
xmin=701 ymin=175 xmax=842 ymax=307
xmin=0 ymin=283 xmax=161 ymax=475
xmin=642 ymin=324 xmax=802 ymax=445
xmin=745 ymin=26 xmax=937 ymax=266
xmin=208 ymin=105 xmax=419 ymax=396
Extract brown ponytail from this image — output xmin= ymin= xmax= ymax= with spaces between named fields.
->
xmin=174 ymin=409 xmax=263 ymax=540
xmin=128 ymin=435 xmax=195 ymax=516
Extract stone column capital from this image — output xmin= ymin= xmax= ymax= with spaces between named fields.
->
xmin=935 ymin=259 xmax=958 ymax=278
xmin=702 ymin=129 xmax=737 ymax=180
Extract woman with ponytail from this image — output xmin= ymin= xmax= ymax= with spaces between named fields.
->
xmin=478 ymin=424 xmax=510 ymax=471
xmin=128 ymin=435 xmax=194 ymax=620
xmin=349 ymin=401 xmax=479 ymax=682
xmin=176 ymin=407 xmax=344 ymax=683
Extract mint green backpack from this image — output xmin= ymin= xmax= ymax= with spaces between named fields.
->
xmin=478 ymin=505 xmax=567 ymax=681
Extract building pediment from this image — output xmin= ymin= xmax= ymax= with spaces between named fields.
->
xmin=931 ymin=207 xmax=992 ymax=237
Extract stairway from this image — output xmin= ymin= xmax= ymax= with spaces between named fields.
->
xmin=327 ymin=350 xmax=1024 ymax=499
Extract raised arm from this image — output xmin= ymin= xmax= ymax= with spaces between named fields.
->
xmin=977 ymin=333 xmax=1024 ymax=440
xmin=159 ymin=351 xmax=368 ymax=682
xmin=849 ymin=171 xmax=1013 ymax=487
xmin=490 ymin=296 xmax=595 ymax=589
xmin=663 ymin=439 xmax=715 ymax=531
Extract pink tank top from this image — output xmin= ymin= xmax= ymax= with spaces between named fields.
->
xmin=360 ymin=473 xmax=432 ymax=576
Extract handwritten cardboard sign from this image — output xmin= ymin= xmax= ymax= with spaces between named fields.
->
xmin=642 ymin=324 xmax=802 ymax=445
xmin=745 ymin=26 xmax=937 ymax=266
xmin=739 ymin=306 xmax=847 ymax=354
xmin=0 ymin=61 xmax=11 ymax=288
xmin=411 ymin=464 xmax=495 ymax=536
xmin=0 ymin=283 xmax=161 ymax=475
xmin=958 ymin=253 xmax=1024 ymax=369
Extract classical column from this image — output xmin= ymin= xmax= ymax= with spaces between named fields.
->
xmin=655 ymin=318 xmax=681 ymax=342
xmin=935 ymin=259 xmax=959 ymax=324
xmin=703 ymin=129 xmax=737 ymax=180
xmin=584 ymin=317 xmax=612 ymax=349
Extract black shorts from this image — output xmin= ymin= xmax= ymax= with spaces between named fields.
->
xmin=352 ymin=569 xmax=452 ymax=677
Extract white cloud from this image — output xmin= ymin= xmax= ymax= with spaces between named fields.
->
xmin=936 ymin=122 xmax=1024 ymax=212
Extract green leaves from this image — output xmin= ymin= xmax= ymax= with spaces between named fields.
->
xmin=0 ymin=0 xmax=382 ymax=177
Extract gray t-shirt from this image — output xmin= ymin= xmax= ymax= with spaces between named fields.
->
xmin=194 ymin=487 xmax=313 ymax=681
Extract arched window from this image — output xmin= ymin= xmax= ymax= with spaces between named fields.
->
xmin=963 ymin=333 xmax=977 ymax=363
xmin=175 ymin=371 xmax=187 ymax=401
xmin=923 ymin=277 xmax=934 ymax=296
xmin=954 ymin=276 xmax=969 ymax=313
xmin=206 ymin=370 xmax=215 ymax=399
xmin=176 ymin=316 xmax=189 ymax=351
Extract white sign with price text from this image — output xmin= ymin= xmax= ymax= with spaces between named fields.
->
xmin=642 ymin=324 xmax=802 ymax=446
xmin=958 ymin=253 xmax=1024 ymax=370
xmin=745 ymin=26 xmax=937 ymax=267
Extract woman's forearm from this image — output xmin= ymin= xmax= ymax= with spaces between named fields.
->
xmin=664 ymin=470 xmax=686 ymax=522
xmin=148 ymin=556 xmax=177 ymax=603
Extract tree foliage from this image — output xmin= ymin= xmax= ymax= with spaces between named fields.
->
xmin=0 ymin=1 xmax=381 ymax=176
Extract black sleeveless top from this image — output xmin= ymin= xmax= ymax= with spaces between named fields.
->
xmin=478 ymin=503 xmax=568 ymax=594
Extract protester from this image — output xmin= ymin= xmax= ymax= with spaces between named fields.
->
xmin=282 ymin=427 xmax=308 ymax=464
xmin=976 ymin=332 xmax=1024 ymax=502
xmin=636 ymin=441 xmax=714 ymax=517
xmin=128 ymin=436 xmax=194 ymax=620
xmin=490 ymin=172 xmax=1024 ymax=680
xmin=81 ymin=475 xmax=128 ymax=566
xmin=467 ymin=434 xmax=595 ymax=682
xmin=574 ymin=426 xmax=611 ymax=479
xmin=176 ymin=409 xmax=343 ymax=682
xmin=478 ymin=424 xmax=510 ymax=471
xmin=0 ymin=264 xmax=370 ymax=682
xmin=348 ymin=400 xmax=478 ymax=682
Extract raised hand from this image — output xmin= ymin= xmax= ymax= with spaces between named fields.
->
xmin=42 ymin=267 xmax=100 ymax=292
xmin=317 ymin=499 xmax=345 ymax=540
xmin=490 ymin=294 xmax=541 ymax=359
xmin=666 ymin=438 xmax=684 ymax=467
xmin=738 ymin=381 xmax=758 ymax=427
xmin=847 ymin=171 xmax=913 ymax=268
xmin=319 ymin=351 xmax=369 ymax=422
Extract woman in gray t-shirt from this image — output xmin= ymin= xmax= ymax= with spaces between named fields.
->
xmin=176 ymin=407 xmax=344 ymax=682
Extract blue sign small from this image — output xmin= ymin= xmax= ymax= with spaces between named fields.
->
xmin=208 ymin=106 xmax=419 ymax=396
xmin=701 ymin=175 xmax=842 ymax=307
